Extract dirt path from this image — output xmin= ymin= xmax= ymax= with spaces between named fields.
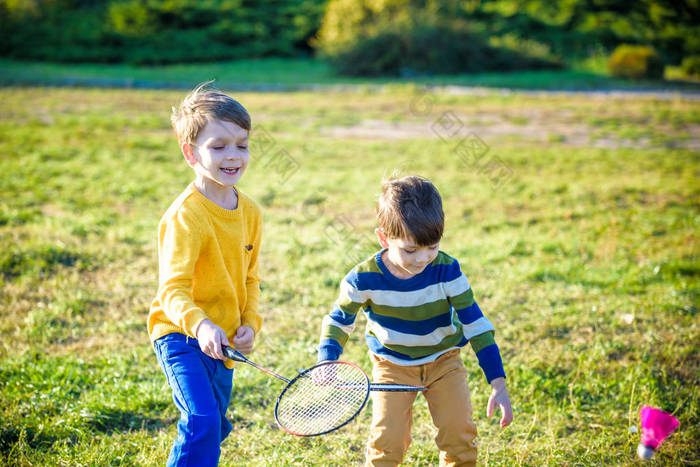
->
xmin=320 ymin=113 xmax=700 ymax=150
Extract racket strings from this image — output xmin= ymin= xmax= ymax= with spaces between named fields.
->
xmin=276 ymin=363 xmax=369 ymax=436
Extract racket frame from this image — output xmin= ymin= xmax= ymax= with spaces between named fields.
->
xmin=274 ymin=360 xmax=370 ymax=437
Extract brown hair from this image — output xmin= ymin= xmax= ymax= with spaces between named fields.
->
xmin=376 ymin=176 xmax=444 ymax=246
xmin=171 ymin=81 xmax=251 ymax=145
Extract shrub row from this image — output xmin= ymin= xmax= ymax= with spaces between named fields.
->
xmin=316 ymin=0 xmax=699 ymax=78
xmin=1 ymin=0 xmax=698 ymax=79
xmin=0 ymin=0 xmax=327 ymax=64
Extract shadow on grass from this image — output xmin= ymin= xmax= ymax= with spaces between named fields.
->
xmin=0 ymin=244 xmax=97 ymax=281
xmin=82 ymin=403 xmax=174 ymax=434
xmin=0 ymin=403 xmax=175 ymax=455
xmin=0 ymin=422 xmax=61 ymax=454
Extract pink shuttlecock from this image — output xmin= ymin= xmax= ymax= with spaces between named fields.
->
xmin=637 ymin=405 xmax=679 ymax=459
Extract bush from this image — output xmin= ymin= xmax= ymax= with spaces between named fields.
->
xmin=330 ymin=23 xmax=562 ymax=76
xmin=608 ymin=45 xmax=665 ymax=80
xmin=317 ymin=0 xmax=562 ymax=76
xmin=681 ymin=55 xmax=700 ymax=77
xmin=108 ymin=1 xmax=158 ymax=37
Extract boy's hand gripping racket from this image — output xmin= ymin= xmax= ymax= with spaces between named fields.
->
xmin=222 ymin=345 xmax=425 ymax=436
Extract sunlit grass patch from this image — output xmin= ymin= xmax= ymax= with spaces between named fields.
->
xmin=0 ymin=86 xmax=698 ymax=465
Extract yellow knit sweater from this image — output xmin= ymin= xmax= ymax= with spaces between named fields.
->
xmin=148 ymin=183 xmax=263 ymax=368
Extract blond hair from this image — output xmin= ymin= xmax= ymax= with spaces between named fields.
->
xmin=376 ymin=176 xmax=444 ymax=246
xmin=171 ymin=81 xmax=251 ymax=145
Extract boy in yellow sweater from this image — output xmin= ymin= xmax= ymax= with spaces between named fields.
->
xmin=147 ymin=82 xmax=263 ymax=466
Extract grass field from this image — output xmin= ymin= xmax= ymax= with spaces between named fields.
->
xmin=0 ymin=85 xmax=698 ymax=465
xmin=2 ymin=58 xmax=700 ymax=92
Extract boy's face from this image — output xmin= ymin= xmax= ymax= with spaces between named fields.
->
xmin=182 ymin=119 xmax=249 ymax=189
xmin=376 ymin=229 xmax=440 ymax=277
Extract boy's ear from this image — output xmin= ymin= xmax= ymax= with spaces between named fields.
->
xmin=181 ymin=142 xmax=197 ymax=167
xmin=375 ymin=228 xmax=389 ymax=248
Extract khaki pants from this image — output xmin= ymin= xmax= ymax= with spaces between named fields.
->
xmin=365 ymin=349 xmax=478 ymax=467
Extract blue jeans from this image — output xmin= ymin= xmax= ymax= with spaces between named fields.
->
xmin=154 ymin=333 xmax=234 ymax=467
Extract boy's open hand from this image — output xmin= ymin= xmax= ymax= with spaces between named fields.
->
xmin=487 ymin=377 xmax=513 ymax=428
xmin=196 ymin=319 xmax=230 ymax=360
xmin=232 ymin=326 xmax=255 ymax=355
xmin=311 ymin=361 xmax=338 ymax=386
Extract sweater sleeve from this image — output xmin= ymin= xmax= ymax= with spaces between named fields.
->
xmin=468 ymin=330 xmax=506 ymax=383
xmin=155 ymin=210 xmax=209 ymax=338
xmin=318 ymin=272 xmax=365 ymax=362
xmin=241 ymin=206 xmax=263 ymax=334
xmin=447 ymin=260 xmax=506 ymax=383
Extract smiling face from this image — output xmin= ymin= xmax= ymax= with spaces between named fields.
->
xmin=182 ymin=119 xmax=249 ymax=204
xmin=376 ymin=229 xmax=440 ymax=279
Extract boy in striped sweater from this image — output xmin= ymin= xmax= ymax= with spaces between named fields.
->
xmin=318 ymin=176 xmax=512 ymax=467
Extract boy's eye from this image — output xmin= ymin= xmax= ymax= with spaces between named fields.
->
xmin=212 ymin=146 xmax=225 ymax=150
xmin=403 ymin=249 xmax=416 ymax=254
xmin=238 ymin=145 xmax=248 ymax=150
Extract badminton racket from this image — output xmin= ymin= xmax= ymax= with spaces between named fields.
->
xmin=222 ymin=345 xmax=424 ymax=436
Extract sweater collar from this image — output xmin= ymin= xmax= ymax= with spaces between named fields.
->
xmin=188 ymin=182 xmax=243 ymax=218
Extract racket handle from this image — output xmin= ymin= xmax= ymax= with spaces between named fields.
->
xmin=222 ymin=345 xmax=290 ymax=383
xmin=222 ymin=345 xmax=247 ymax=363
xmin=370 ymin=383 xmax=426 ymax=392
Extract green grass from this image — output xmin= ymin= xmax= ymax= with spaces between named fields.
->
xmin=2 ymin=58 xmax=700 ymax=92
xmin=0 ymin=86 xmax=698 ymax=465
